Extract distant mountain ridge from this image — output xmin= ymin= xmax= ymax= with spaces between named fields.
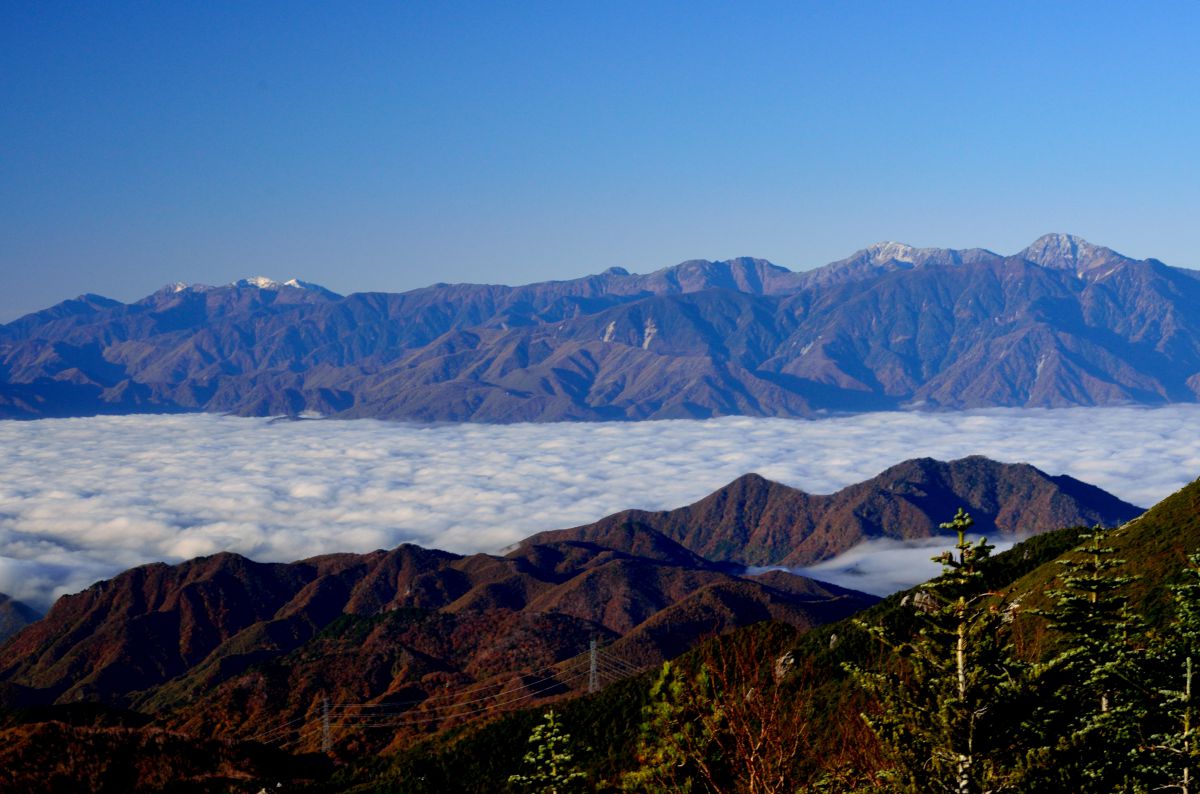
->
xmin=525 ymin=455 xmax=1145 ymax=567
xmin=4 ymin=234 xmax=1200 ymax=420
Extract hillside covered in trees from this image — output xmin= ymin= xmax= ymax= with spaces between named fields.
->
xmin=0 ymin=472 xmax=1194 ymax=792
xmin=314 ymin=474 xmax=1200 ymax=793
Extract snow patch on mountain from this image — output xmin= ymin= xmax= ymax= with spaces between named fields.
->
xmin=231 ymin=276 xmax=334 ymax=292
xmin=865 ymin=241 xmax=920 ymax=264
xmin=1020 ymin=233 xmax=1133 ymax=276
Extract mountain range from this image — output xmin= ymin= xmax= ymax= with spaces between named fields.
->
xmin=526 ymin=455 xmax=1143 ymax=567
xmin=4 ymin=233 xmax=1200 ymax=420
xmin=375 ymin=470 xmax=1200 ymax=794
xmin=0 ymin=456 xmax=1137 ymax=739
xmin=0 ymin=454 xmax=1159 ymax=791
xmin=0 ymin=512 xmax=875 ymax=729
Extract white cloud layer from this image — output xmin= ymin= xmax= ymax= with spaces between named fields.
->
xmin=1 ymin=405 xmax=1199 ymax=610
xmin=786 ymin=535 xmax=1024 ymax=597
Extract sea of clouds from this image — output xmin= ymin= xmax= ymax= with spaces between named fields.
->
xmin=2 ymin=405 xmax=1200 ymax=610
xmin=788 ymin=534 xmax=1029 ymax=596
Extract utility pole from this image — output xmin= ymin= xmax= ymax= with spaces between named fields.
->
xmin=322 ymin=696 xmax=331 ymax=753
xmin=588 ymin=638 xmax=598 ymax=694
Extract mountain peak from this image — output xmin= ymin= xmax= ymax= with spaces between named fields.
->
xmin=154 ymin=281 xmax=212 ymax=295
xmin=839 ymin=242 xmax=1003 ymax=271
xmin=0 ymin=592 xmax=41 ymax=643
xmin=521 ymin=457 xmax=1144 ymax=570
xmin=864 ymin=241 xmax=920 ymax=263
xmin=805 ymin=243 xmax=1000 ymax=289
xmin=148 ymin=277 xmax=342 ymax=302
xmin=232 ymin=276 xmax=286 ymax=289
xmin=1020 ymin=233 xmax=1132 ymax=274
xmin=227 ymin=277 xmax=341 ymax=298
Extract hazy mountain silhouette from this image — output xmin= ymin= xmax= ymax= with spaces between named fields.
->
xmin=0 ymin=593 xmax=40 ymax=643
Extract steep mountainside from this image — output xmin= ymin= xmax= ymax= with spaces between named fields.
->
xmin=0 ymin=525 xmax=874 ymax=747
xmin=0 ymin=462 xmax=1163 ymax=790
xmin=0 ymin=594 xmax=40 ymax=643
xmin=526 ymin=456 xmax=1144 ymax=566
xmin=323 ymin=475 xmax=1199 ymax=794
xmin=4 ymin=234 xmax=1200 ymax=420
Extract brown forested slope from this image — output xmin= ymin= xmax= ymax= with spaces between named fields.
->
xmin=527 ymin=455 xmax=1144 ymax=566
xmin=0 ymin=525 xmax=874 ymax=747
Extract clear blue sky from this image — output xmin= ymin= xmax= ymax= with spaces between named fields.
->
xmin=2 ymin=1 xmax=1198 ymax=320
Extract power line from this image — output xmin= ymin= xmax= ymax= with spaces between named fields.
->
xmin=246 ymin=713 xmax=310 ymax=742
xmin=255 ymin=649 xmax=592 ymax=744
xmin=261 ymin=662 xmax=592 ymax=748
xmin=324 ymin=670 xmax=592 ymax=730
xmin=328 ymin=646 xmax=595 ymax=711
xmin=598 ymin=648 xmax=648 ymax=675
xmin=330 ymin=668 xmax=589 ymax=726
xmin=597 ymin=656 xmax=643 ymax=677
xmin=329 ymin=653 xmax=590 ymax=716
xmin=252 ymin=641 xmax=652 ymax=750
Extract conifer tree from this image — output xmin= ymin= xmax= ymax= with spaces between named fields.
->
xmin=1146 ymin=553 xmax=1200 ymax=792
xmin=1022 ymin=524 xmax=1148 ymax=792
xmin=507 ymin=709 xmax=587 ymax=794
xmin=847 ymin=508 xmax=1026 ymax=793
xmin=619 ymin=661 xmax=702 ymax=793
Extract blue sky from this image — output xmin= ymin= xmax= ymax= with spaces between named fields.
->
xmin=2 ymin=1 xmax=1198 ymax=320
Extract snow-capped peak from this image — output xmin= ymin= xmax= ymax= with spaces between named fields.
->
xmin=230 ymin=276 xmax=332 ymax=292
xmin=282 ymin=278 xmax=331 ymax=292
xmin=865 ymin=241 xmax=918 ymax=264
xmin=1020 ymin=233 xmax=1132 ymax=275
xmin=229 ymin=276 xmax=341 ymax=299
xmin=233 ymin=276 xmax=285 ymax=289
xmin=154 ymin=281 xmax=212 ymax=295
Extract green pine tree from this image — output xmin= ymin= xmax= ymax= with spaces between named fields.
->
xmin=507 ymin=709 xmax=587 ymax=794
xmin=618 ymin=661 xmax=702 ymax=793
xmin=847 ymin=508 xmax=1027 ymax=794
xmin=1145 ymin=553 xmax=1200 ymax=793
xmin=1021 ymin=524 xmax=1149 ymax=792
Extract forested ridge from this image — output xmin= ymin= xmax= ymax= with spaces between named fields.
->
xmin=2 ymin=477 xmax=1195 ymax=792
xmin=322 ymin=476 xmax=1200 ymax=793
